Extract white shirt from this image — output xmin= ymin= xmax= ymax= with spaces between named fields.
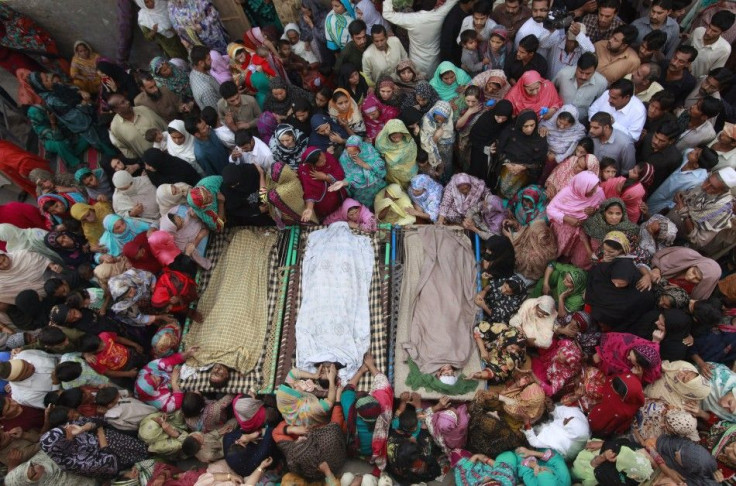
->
xmin=214 ymin=125 xmax=235 ymax=149
xmin=9 ymin=350 xmax=59 ymax=409
xmin=588 ymin=90 xmax=647 ymax=141
xmin=362 ymin=37 xmax=409 ymax=84
xmin=547 ymin=30 xmax=595 ymax=80
xmin=676 ymin=121 xmax=717 ymax=152
xmin=383 ymin=0 xmax=460 ymax=75
xmin=455 ymin=16 xmax=498 ymax=44
xmin=229 ymin=136 xmax=274 ymax=171
xmin=514 ymin=18 xmax=556 ymax=58
xmin=689 ymin=27 xmax=732 ymax=78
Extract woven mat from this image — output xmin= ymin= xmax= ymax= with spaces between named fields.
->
xmin=276 ymin=225 xmax=390 ymax=392
xmin=392 ymin=226 xmax=481 ymax=400
xmin=180 ymin=227 xmax=291 ymax=394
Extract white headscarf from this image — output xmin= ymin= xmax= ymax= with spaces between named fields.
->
xmin=167 ymin=120 xmax=196 ymax=164
xmin=112 ymin=174 xmax=161 ymax=223
xmin=281 ymin=23 xmax=319 ymax=65
xmin=156 ymin=182 xmax=192 ymax=216
xmin=509 ymin=295 xmax=558 ymax=349
xmin=356 ymin=0 xmax=388 ymax=32
xmin=135 ymin=0 xmax=175 ymax=38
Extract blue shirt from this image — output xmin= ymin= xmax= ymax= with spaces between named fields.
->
xmin=646 ymin=151 xmax=707 ymax=215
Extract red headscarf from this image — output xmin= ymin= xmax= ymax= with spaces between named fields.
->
xmin=587 ymin=373 xmax=644 ymax=437
xmin=151 ymin=268 xmax=197 ymax=312
xmin=123 ymin=232 xmax=163 ymax=274
xmin=504 ymin=70 xmax=563 ymax=116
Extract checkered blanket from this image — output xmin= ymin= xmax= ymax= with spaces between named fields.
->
xmin=276 ymin=225 xmax=391 ymax=392
xmin=179 ymin=227 xmax=291 ymax=394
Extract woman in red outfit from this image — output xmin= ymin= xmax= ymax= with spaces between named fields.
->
xmin=0 ymin=140 xmax=51 ymax=197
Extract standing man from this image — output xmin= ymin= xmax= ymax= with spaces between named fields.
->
xmin=491 ymin=0 xmax=531 ymax=41
xmin=334 ymin=20 xmax=371 ymax=74
xmin=637 ymin=121 xmax=683 ymax=190
xmin=594 ymin=24 xmax=640 ymax=84
xmin=514 ymin=0 xmax=555 ymax=58
xmin=581 ymin=0 xmax=624 ymax=43
xmin=362 ymin=24 xmax=409 ymax=84
xmin=589 ymin=78 xmax=647 ymax=141
xmin=189 ymin=46 xmax=222 ymax=111
xmin=589 ymin=112 xmax=637 ymax=174
xmin=383 ymin=0 xmax=461 ymax=75
xmin=109 ymin=94 xmax=167 ymax=159
xmin=687 ymin=11 xmax=735 ymax=78
xmin=553 ymin=52 xmax=608 ymax=121
xmin=657 ymin=45 xmax=698 ymax=108
xmin=675 ymin=97 xmax=722 ymax=152
xmin=631 ymin=0 xmax=680 ymax=59
xmin=440 ymin=0 xmax=476 ymax=66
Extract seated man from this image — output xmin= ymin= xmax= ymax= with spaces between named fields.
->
xmin=666 ymin=167 xmax=736 ymax=252
xmin=0 ymin=350 xmax=59 ymax=409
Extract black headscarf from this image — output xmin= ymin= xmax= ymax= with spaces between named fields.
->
xmin=286 ymin=97 xmax=313 ymax=136
xmin=337 ymin=63 xmax=369 ymax=103
xmin=96 ymin=60 xmax=140 ymax=102
xmin=631 ymin=308 xmax=692 ymax=361
xmin=496 ymin=109 xmax=548 ymax=170
xmin=585 ymin=258 xmax=656 ymax=330
xmin=220 ymin=164 xmax=274 ymax=227
xmin=468 ymin=99 xmax=513 ymax=180
xmin=263 ymin=76 xmax=313 ymax=116
xmin=27 ymin=72 xmax=83 ymax=113
xmin=482 ymin=235 xmax=516 ymax=279
xmin=11 ymin=290 xmax=53 ymax=330
xmin=99 ymin=152 xmax=143 ymax=181
xmin=142 ymin=148 xmax=201 ymax=187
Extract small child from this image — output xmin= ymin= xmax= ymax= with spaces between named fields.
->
xmin=67 ymin=288 xmax=106 ymax=313
xmin=96 ymin=386 xmax=158 ymax=432
xmin=277 ymin=39 xmax=309 ymax=85
xmin=80 ymin=332 xmax=148 ymax=380
xmin=249 ymin=45 xmax=277 ymax=77
xmin=145 ymin=127 xmax=168 ymax=152
xmin=484 ymin=26 xmax=509 ymax=70
xmin=598 ymin=157 xmax=618 ymax=182
xmin=201 ymin=106 xmax=235 ymax=149
xmin=460 ymin=30 xmax=484 ymax=76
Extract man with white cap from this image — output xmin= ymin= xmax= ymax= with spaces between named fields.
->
xmin=710 ymin=122 xmax=736 ymax=171
xmin=666 ymin=167 xmax=736 ymax=253
xmin=0 ymin=350 xmax=59 ymax=409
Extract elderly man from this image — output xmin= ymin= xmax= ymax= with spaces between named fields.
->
xmin=711 ymin=122 xmax=736 ymax=171
xmin=362 ymin=24 xmax=409 ymax=84
xmin=0 ymin=350 xmax=59 ymax=409
xmin=589 ymin=78 xmax=647 ymax=141
xmin=553 ymin=52 xmax=607 ymax=121
xmin=134 ymin=72 xmax=192 ymax=123
xmin=667 ymin=167 xmax=736 ymax=253
xmin=109 ymin=93 xmax=167 ymax=159
xmin=625 ymin=62 xmax=663 ymax=103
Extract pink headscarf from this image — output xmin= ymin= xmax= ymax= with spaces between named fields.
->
xmin=148 ymin=230 xmax=181 ymax=266
xmin=430 ymin=404 xmax=469 ymax=451
xmin=546 ymin=170 xmax=604 ymax=223
xmin=504 ymin=70 xmax=563 ymax=116
xmin=323 ymin=198 xmax=378 ymax=232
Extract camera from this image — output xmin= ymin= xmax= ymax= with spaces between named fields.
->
xmin=543 ymin=6 xmax=574 ymax=30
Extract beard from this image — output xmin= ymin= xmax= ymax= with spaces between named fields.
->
xmin=148 ymin=89 xmax=163 ymax=101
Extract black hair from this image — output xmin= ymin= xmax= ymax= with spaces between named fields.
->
xmin=710 ymin=67 xmax=734 ymax=87
xmin=656 ymin=120 xmax=681 ymax=139
xmin=0 ymin=396 xmax=6 ymax=416
xmin=577 ymin=52 xmax=598 ymax=70
xmin=700 ymin=96 xmax=723 ymax=118
xmin=184 ymin=116 xmax=202 ymax=136
xmin=590 ymin=111 xmax=614 ymax=127
xmin=460 ymin=29 xmax=478 ymax=45
xmin=557 ymin=111 xmax=575 ymax=125
xmin=649 ymin=90 xmax=676 ymax=111
xmin=598 ymin=0 xmax=620 ymax=10
xmin=234 ymin=129 xmax=253 ymax=147
xmin=348 ymin=19 xmax=367 ymax=37
xmin=371 ymin=24 xmax=387 ymax=37
xmin=474 ymin=0 xmax=493 ymax=15
xmin=181 ymin=392 xmax=206 ymax=418
xmin=201 ymin=106 xmax=218 ymax=127
xmin=65 ymin=291 xmax=86 ymax=309
xmin=603 ymin=238 xmax=624 ymax=252
xmin=181 ymin=435 xmax=203 ymax=457
xmin=137 ymin=71 xmax=155 ymax=87
xmin=95 ymin=387 xmax=120 ymax=406
xmin=631 ymin=349 xmax=654 ymax=369
xmin=504 ymin=278 xmax=523 ymax=294
xmin=55 ymin=361 xmax=82 ymax=383
xmin=416 ymin=148 xmax=429 ymax=163
xmin=398 ymin=404 xmax=418 ymax=433
xmin=190 ymin=45 xmax=210 ymax=66
xmin=611 ymin=376 xmax=628 ymax=398
xmin=47 ymin=406 xmax=73 ymax=429
xmin=577 ymin=136 xmax=595 ymax=154
xmin=613 ymin=25 xmax=638 ymax=46
xmin=642 ymin=30 xmax=668 ymax=51
xmin=697 ymin=145 xmax=719 ymax=170
xmin=609 ymin=78 xmax=634 ymax=98
xmin=293 ymin=97 xmax=312 ymax=114
xmin=317 ymin=378 xmax=330 ymax=389
xmin=675 ymin=44 xmax=698 ymax=63
xmin=80 ymin=334 xmax=103 ymax=353
xmin=395 ymin=440 xmax=421 ymax=470
xmin=651 ymin=0 xmax=673 ymax=10
xmin=42 ymin=200 xmax=58 ymax=212
xmin=39 ymin=327 xmax=67 ymax=347
xmin=711 ymin=10 xmax=736 ymax=32
xmin=219 ymin=80 xmax=238 ymax=99
xmin=144 ymin=127 xmax=160 ymax=143
xmin=58 ymin=388 xmax=83 ymax=408
xmin=277 ymin=39 xmax=291 ymax=49
xmin=691 ymin=300 xmax=722 ymax=327
xmin=43 ymin=391 xmax=61 ymax=407
xmin=331 ymin=89 xmax=349 ymax=102
xmin=518 ymin=34 xmax=540 ymax=53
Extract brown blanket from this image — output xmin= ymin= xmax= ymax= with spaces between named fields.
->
xmin=402 ymin=226 xmax=476 ymax=374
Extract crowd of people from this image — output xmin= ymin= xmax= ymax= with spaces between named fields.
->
xmin=1 ymin=0 xmax=736 ymax=484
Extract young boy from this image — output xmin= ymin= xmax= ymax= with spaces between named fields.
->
xmin=460 ymin=30 xmax=485 ymax=76
xmin=201 ymin=106 xmax=235 ymax=149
